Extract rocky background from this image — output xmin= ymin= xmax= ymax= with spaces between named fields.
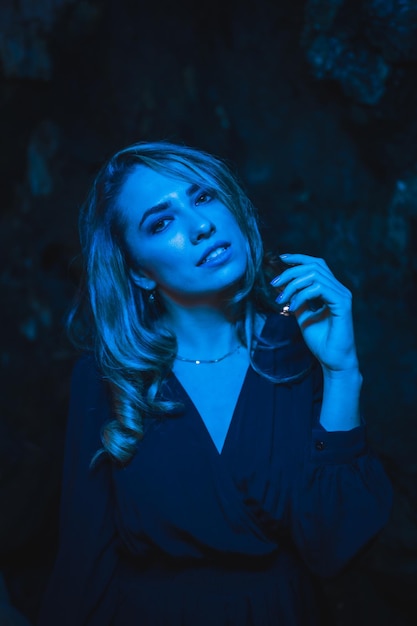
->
xmin=1 ymin=0 xmax=417 ymax=624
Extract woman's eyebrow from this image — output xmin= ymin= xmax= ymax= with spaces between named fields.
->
xmin=139 ymin=201 xmax=170 ymax=227
xmin=139 ymin=184 xmax=201 ymax=227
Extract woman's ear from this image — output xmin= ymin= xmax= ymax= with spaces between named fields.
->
xmin=129 ymin=268 xmax=157 ymax=291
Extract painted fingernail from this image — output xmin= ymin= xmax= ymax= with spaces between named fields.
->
xmin=270 ymin=276 xmax=281 ymax=286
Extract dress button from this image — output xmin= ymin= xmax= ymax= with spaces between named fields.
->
xmin=315 ymin=441 xmax=325 ymax=451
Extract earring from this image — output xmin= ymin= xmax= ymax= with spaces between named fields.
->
xmin=148 ymin=290 xmax=156 ymax=303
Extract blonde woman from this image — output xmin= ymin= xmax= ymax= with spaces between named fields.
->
xmin=39 ymin=141 xmax=392 ymax=626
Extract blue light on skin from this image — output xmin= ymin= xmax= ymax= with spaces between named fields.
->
xmin=118 ymin=165 xmax=249 ymax=309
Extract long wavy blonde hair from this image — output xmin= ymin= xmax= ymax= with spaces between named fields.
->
xmin=68 ymin=141 xmax=292 ymax=465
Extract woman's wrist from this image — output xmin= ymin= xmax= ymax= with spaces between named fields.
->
xmin=321 ymin=363 xmax=362 ymax=383
xmin=319 ymin=366 xmax=363 ymax=432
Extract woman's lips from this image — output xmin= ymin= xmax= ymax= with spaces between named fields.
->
xmin=197 ymin=242 xmax=231 ymax=266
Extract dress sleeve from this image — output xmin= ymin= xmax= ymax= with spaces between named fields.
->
xmin=37 ymin=356 xmax=119 ymax=626
xmin=290 ymin=364 xmax=393 ymax=578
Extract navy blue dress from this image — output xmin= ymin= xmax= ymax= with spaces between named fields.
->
xmin=38 ymin=314 xmax=392 ymax=625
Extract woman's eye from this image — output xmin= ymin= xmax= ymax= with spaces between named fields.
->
xmin=149 ymin=217 xmax=172 ymax=234
xmin=195 ymin=191 xmax=212 ymax=205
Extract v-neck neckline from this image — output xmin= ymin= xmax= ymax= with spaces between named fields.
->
xmin=168 ymin=314 xmax=270 ymax=457
xmin=171 ymin=364 xmax=253 ymax=456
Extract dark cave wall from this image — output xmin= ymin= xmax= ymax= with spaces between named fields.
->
xmin=1 ymin=1 xmax=417 ymax=624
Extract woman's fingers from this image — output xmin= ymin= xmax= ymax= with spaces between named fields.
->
xmin=284 ymin=282 xmax=324 ymax=312
xmin=272 ymin=266 xmax=349 ymax=311
xmin=278 ymin=253 xmax=329 ymax=270
xmin=282 ymin=277 xmax=348 ymax=313
xmin=271 ymin=256 xmax=334 ymax=288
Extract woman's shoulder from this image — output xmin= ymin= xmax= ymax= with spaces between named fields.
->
xmin=67 ymin=352 xmax=112 ymax=441
xmin=69 ymin=352 xmax=110 ymax=407
xmin=71 ymin=351 xmax=101 ymax=383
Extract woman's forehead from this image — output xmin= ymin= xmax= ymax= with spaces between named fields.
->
xmin=117 ymin=165 xmax=205 ymax=216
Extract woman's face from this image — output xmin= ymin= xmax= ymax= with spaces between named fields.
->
xmin=118 ymin=165 xmax=249 ymax=307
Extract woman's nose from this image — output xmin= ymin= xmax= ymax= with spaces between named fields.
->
xmin=190 ymin=216 xmax=216 ymax=244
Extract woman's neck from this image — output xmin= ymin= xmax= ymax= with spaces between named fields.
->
xmin=162 ymin=304 xmax=240 ymax=361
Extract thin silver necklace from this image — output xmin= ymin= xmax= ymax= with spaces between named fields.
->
xmin=175 ymin=345 xmax=241 ymax=365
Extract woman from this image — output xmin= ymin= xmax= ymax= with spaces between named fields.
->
xmin=39 ymin=141 xmax=392 ymax=625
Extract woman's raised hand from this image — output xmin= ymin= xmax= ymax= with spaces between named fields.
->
xmin=271 ymin=254 xmax=359 ymax=375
